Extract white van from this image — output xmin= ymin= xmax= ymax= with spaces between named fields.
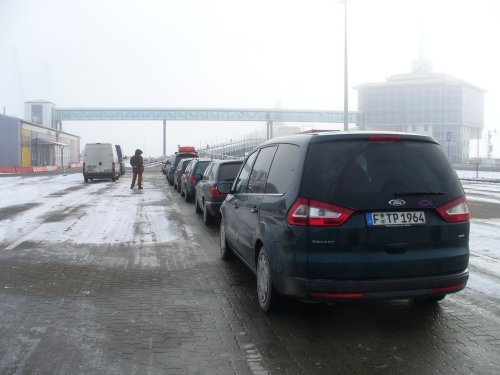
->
xmin=83 ymin=143 xmax=121 ymax=182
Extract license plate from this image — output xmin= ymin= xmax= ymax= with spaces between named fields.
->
xmin=366 ymin=211 xmax=426 ymax=226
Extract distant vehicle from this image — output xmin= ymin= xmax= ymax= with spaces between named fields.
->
xmin=83 ymin=143 xmax=121 ymax=182
xmin=166 ymin=146 xmax=198 ymax=185
xmin=115 ymin=145 xmax=125 ymax=175
xmin=194 ymin=159 xmax=243 ymax=225
xmin=173 ymin=158 xmax=194 ymax=192
xmin=180 ymin=158 xmax=212 ymax=202
xmin=218 ymin=132 xmax=470 ymax=312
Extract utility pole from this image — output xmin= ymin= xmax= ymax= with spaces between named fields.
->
xmin=342 ymin=0 xmax=349 ymax=131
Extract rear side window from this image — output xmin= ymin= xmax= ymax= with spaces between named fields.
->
xmin=265 ymin=144 xmax=299 ymax=194
xmin=203 ymin=163 xmax=214 ymax=180
xmin=234 ymin=153 xmax=258 ymax=194
xmin=248 ymin=146 xmax=277 ymax=194
xmin=185 ymin=161 xmax=194 ymax=174
xmin=218 ymin=162 xmax=243 ymax=181
xmin=301 ymin=140 xmax=464 ymax=208
xmin=177 ymin=159 xmax=191 ymax=172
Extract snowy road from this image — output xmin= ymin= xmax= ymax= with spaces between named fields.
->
xmin=0 ymin=170 xmax=499 ymax=295
xmin=0 ymin=168 xmax=499 ymax=374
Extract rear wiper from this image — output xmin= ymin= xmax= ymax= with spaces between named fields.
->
xmin=394 ymin=191 xmax=446 ymax=196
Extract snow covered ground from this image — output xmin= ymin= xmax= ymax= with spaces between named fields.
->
xmin=0 ymin=171 xmax=178 ymax=247
xmin=0 ymin=170 xmax=499 ymax=300
xmin=456 ymin=169 xmax=500 ymax=182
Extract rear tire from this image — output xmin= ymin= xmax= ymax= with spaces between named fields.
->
xmin=203 ymin=203 xmax=213 ymax=225
xmin=195 ymin=196 xmax=202 ymax=214
xmin=257 ymin=247 xmax=281 ymax=313
xmin=220 ymin=220 xmax=232 ymax=260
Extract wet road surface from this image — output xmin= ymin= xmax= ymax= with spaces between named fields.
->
xmin=0 ymin=167 xmax=499 ymax=374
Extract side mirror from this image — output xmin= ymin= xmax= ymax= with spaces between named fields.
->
xmin=216 ymin=182 xmax=232 ymax=194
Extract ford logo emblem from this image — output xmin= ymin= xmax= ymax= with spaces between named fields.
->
xmin=389 ymin=199 xmax=406 ymax=207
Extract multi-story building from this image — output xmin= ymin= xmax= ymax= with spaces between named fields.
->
xmin=356 ymin=59 xmax=484 ymax=163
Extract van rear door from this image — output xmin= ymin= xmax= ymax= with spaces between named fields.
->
xmin=301 ymin=137 xmax=469 ymax=280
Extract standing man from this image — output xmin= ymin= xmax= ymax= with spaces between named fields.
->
xmin=130 ymin=149 xmax=144 ymax=189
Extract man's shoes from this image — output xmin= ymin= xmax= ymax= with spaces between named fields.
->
xmin=138 ymin=186 xmax=143 ymax=189
xmin=130 ymin=185 xmax=134 ymax=189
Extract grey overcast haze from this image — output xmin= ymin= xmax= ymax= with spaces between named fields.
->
xmin=1 ymin=0 xmax=499 ymax=157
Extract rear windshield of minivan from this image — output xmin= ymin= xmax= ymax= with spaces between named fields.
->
xmin=301 ymin=140 xmax=464 ymax=209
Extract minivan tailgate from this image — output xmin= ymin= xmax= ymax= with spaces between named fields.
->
xmin=306 ymin=213 xmax=469 ymax=280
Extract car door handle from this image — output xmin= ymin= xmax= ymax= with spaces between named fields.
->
xmin=232 ymin=203 xmax=239 ymax=209
xmin=250 ymin=207 xmax=259 ymax=214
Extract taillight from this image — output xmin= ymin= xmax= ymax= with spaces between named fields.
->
xmin=189 ymin=175 xmax=196 ymax=185
xmin=286 ymin=198 xmax=354 ymax=226
xmin=83 ymin=162 xmax=86 ymax=171
xmin=112 ymin=162 xmax=116 ymax=173
xmin=209 ymin=186 xmax=226 ymax=199
xmin=436 ymin=196 xmax=469 ymax=223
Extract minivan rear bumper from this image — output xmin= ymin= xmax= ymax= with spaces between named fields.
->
xmin=273 ymin=269 xmax=469 ymax=300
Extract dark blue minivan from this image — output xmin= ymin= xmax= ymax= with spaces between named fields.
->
xmin=219 ymin=132 xmax=470 ymax=312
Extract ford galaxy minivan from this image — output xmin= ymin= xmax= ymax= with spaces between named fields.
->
xmin=218 ymin=132 xmax=470 ymax=312
xmin=83 ymin=143 xmax=121 ymax=182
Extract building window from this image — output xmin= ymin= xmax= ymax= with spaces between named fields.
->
xmin=31 ymin=105 xmax=43 ymax=124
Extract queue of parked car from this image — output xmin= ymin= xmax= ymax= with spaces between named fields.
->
xmin=165 ymin=146 xmax=243 ymax=224
xmin=165 ymin=133 xmax=471 ymax=314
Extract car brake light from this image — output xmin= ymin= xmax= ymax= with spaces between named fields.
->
xmin=112 ymin=162 xmax=115 ymax=173
xmin=189 ymin=175 xmax=196 ymax=185
xmin=368 ymin=135 xmax=402 ymax=142
xmin=209 ymin=186 xmax=226 ymax=199
xmin=286 ymin=198 xmax=354 ymax=226
xmin=436 ymin=196 xmax=469 ymax=223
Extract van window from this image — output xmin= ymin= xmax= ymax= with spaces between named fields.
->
xmin=265 ymin=144 xmax=299 ymax=194
xmin=234 ymin=152 xmax=258 ymax=194
xmin=301 ymin=140 xmax=464 ymax=208
xmin=248 ymin=146 xmax=277 ymax=194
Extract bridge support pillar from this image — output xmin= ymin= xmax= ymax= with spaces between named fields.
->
xmin=266 ymin=120 xmax=273 ymax=140
xmin=163 ymin=120 xmax=166 ymax=156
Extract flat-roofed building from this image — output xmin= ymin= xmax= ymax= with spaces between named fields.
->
xmin=0 ymin=114 xmax=80 ymax=169
xmin=356 ymin=59 xmax=484 ymax=163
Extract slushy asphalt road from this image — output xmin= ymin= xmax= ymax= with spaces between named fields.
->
xmin=0 ymin=166 xmax=499 ymax=374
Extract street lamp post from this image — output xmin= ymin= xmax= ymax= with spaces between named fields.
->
xmin=343 ymin=0 xmax=349 ymax=131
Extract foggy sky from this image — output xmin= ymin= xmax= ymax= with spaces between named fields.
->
xmin=1 ymin=0 xmax=499 ymax=157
